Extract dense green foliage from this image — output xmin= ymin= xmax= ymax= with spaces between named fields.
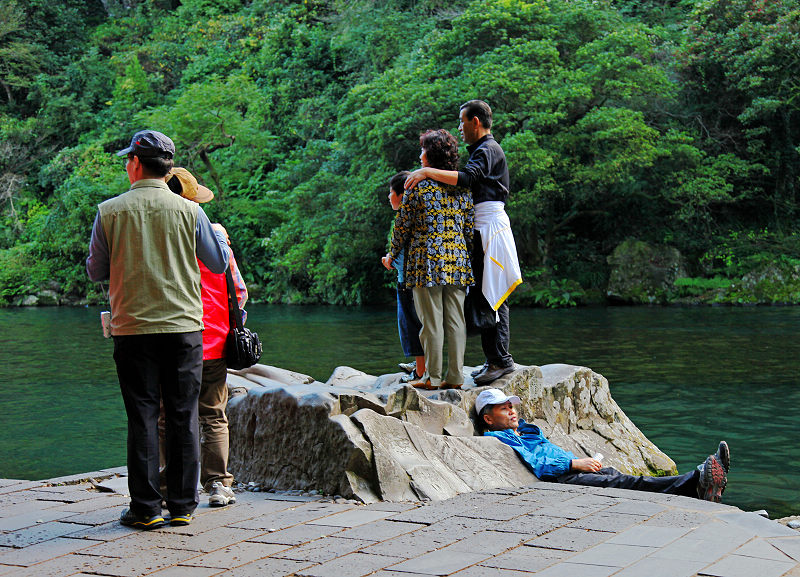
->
xmin=1 ymin=0 xmax=799 ymax=306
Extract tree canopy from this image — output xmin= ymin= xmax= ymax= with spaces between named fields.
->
xmin=1 ymin=0 xmax=799 ymax=306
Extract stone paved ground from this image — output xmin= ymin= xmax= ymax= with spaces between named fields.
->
xmin=2 ymin=470 xmax=800 ymax=577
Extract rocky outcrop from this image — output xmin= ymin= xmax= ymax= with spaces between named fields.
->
xmin=607 ymin=239 xmax=686 ymax=304
xmin=225 ymin=363 xmax=676 ymax=503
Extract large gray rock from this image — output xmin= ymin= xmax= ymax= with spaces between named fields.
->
xmin=225 ymin=362 xmax=676 ymax=503
xmin=607 ymin=239 xmax=686 ymax=304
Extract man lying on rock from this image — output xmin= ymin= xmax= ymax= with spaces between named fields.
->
xmin=476 ymin=389 xmax=729 ymax=502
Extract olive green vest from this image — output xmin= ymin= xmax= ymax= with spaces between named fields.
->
xmin=99 ymin=179 xmax=203 ymax=335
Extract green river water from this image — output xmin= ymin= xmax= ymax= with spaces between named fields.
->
xmin=0 ymin=305 xmax=797 ymax=518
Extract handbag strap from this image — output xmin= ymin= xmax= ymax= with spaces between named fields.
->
xmin=225 ymin=266 xmax=244 ymax=332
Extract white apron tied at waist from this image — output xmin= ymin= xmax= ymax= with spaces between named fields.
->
xmin=474 ymin=201 xmax=523 ymax=311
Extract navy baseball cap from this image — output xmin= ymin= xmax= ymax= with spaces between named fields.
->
xmin=116 ymin=130 xmax=175 ymax=158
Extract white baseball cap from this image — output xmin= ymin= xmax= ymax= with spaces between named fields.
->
xmin=475 ymin=388 xmax=521 ymax=415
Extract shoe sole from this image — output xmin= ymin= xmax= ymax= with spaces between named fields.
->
xmin=440 ymin=382 xmax=462 ymax=390
xmin=701 ymin=456 xmax=727 ymax=502
xmin=170 ymin=515 xmax=193 ymax=526
xmin=209 ymin=496 xmax=236 ymax=507
xmin=120 ymin=516 xmax=166 ymax=530
xmin=716 ymin=441 xmax=731 ymax=473
xmin=473 ymin=366 xmax=515 ymax=385
xmin=411 ymin=380 xmax=437 ymax=390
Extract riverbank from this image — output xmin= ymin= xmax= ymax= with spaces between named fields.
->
xmin=2 ymin=469 xmax=800 ymax=576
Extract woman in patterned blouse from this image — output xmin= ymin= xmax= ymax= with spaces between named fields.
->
xmin=387 ymin=129 xmax=474 ymax=390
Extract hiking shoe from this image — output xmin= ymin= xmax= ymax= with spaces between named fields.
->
xmin=409 ymin=377 xmax=437 ymax=390
xmin=119 ymin=508 xmax=165 ymax=530
xmin=209 ymin=482 xmax=236 ymax=507
xmin=398 ymin=360 xmax=416 ymax=374
xmin=698 ymin=455 xmax=727 ymax=502
xmin=470 ymin=362 xmax=489 ymax=378
xmin=399 ymin=371 xmax=423 ymax=384
xmin=473 ymin=364 xmax=515 ymax=385
xmin=715 ymin=441 xmax=731 ymax=473
xmin=169 ymin=512 xmax=194 ymax=526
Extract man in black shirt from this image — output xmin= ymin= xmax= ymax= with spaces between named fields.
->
xmin=406 ymin=100 xmax=522 ymax=385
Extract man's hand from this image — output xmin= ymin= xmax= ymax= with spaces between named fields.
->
xmin=570 ymin=457 xmax=603 ymax=473
xmin=381 ymin=253 xmax=393 ymax=270
xmin=211 ymin=223 xmax=231 ymax=245
xmin=404 ymin=168 xmax=430 ymax=189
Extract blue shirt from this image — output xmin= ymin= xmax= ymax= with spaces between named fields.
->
xmin=484 ymin=420 xmax=576 ymax=480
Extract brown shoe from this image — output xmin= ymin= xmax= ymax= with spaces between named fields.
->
xmin=410 ymin=378 xmax=437 ymax=390
xmin=440 ymin=382 xmax=462 ymax=390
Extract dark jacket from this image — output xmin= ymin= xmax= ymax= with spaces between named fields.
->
xmin=457 ymin=135 xmax=510 ymax=204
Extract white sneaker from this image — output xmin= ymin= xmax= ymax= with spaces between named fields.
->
xmin=208 ymin=482 xmax=236 ymax=507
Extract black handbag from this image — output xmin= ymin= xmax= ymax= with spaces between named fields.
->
xmin=225 ymin=266 xmax=262 ymax=370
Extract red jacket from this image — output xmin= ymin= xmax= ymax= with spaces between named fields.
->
xmin=200 ymin=246 xmax=247 ymax=360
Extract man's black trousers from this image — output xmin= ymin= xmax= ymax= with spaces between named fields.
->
xmin=556 ymin=466 xmax=699 ymax=497
xmin=113 ymin=331 xmax=203 ymax=517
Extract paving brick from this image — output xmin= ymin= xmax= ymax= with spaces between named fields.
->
xmin=147 ymin=567 xmax=221 ymax=576
xmin=650 ymin=537 xmax=742 ymax=563
xmin=0 ymin=520 xmax=87 ymax=547
xmin=450 ymin=565 xmax=536 ymax=576
xmin=566 ymin=543 xmax=657 ymax=567
xmin=567 ymin=513 xmax=649 ymax=533
xmin=360 ymin=529 xmax=451 ymax=558
xmin=134 ymin=526 xmax=264 ymax=553
xmin=768 ymin=536 xmax=800 ymax=562
xmin=388 ymin=549 xmax=488 ymax=575
xmin=335 ymin=520 xmax=426 ymax=542
xmin=686 ymin=520 xmax=757 ymax=543
xmin=229 ymin=502 xmax=354 ymax=531
xmin=716 ymin=511 xmax=800 ymax=538
xmin=446 ymin=530 xmax=530 ymax=555
xmin=53 ymin=494 xmax=127 ymax=513
xmin=533 ymin=504 xmax=599 ymax=520
xmin=698 ymin=554 xmax=796 ymax=577
xmin=208 ymin=555 xmax=311 ymax=576
xmin=56 ymin=506 xmax=122 ymax=527
xmin=605 ymin=525 xmax=689 ymax=547
xmin=526 ymin=527 xmax=611 ymax=552
xmin=0 ymin=481 xmax=43 ymax=495
xmin=82 ymin=546 xmax=200 ymax=576
xmin=272 ymin=536 xmax=372 ymax=563
xmin=481 ymin=547 xmax=571 ymax=572
xmin=423 ymin=514 xmax=501 ymax=539
xmin=296 ymin=552 xmax=405 ymax=577
xmin=733 ymin=538 xmax=796 ymax=561
xmin=0 ymin=536 xmax=95 ymax=566
xmin=59 ymin=519 xmax=134 ymax=542
xmin=0 ymin=509 xmax=77 ymax=532
xmin=454 ymin=502 xmax=529 ymax=522
xmin=360 ymin=502 xmax=418 ymax=513
xmin=0 ymin=553 xmax=115 ymax=577
xmin=611 ymin=556 xmax=707 ymax=577
xmin=603 ymin=499 xmax=667 ymax=517
xmin=25 ymin=488 xmax=98 ymax=503
xmin=492 ymin=514 xmax=569 ymax=537
xmin=180 ymin=541 xmax=290 ymax=568
xmin=642 ymin=508 xmax=714 ymax=528
xmin=307 ymin=508 xmax=394 ymax=528
xmin=247 ymin=523 xmax=342 ymax=545
xmin=531 ymin=561 xmax=618 ymax=577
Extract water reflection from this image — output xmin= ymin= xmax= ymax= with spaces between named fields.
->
xmin=0 ymin=305 xmax=797 ymax=517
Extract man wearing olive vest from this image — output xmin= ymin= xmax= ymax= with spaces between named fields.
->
xmin=86 ymin=130 xmax=229 ymax=530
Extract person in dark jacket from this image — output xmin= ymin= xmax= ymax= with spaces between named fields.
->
xmin=476 ymin=389 xmax=730 ymax=502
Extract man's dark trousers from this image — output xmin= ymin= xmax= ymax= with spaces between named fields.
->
xmin=471 ymin=231 xmax=513 ymax=368
xmin=114 ymin=331 xmax=203 ymax=517
xmin=556 ymin=467 xmax=699 ymax=497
